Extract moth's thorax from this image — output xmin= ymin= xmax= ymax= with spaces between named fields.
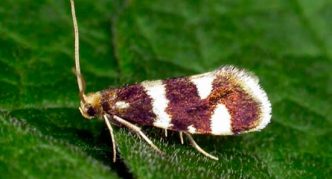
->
xmin=79 ymin=92 xmax=103 ymax=119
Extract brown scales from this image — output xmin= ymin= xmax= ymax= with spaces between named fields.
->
xmin=99 ymin=74 xmax=260 ymax=134
xmin=211 ymin=76 xmax=259 ymax=133
xmin=165 ymin=77 xmax=212 ymax=133
xmin=165 ymin=75 xmax=259 ymax=134
xmin=101 ymin=84 xmax=156 ymax=125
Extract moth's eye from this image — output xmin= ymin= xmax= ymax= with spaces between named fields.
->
xmin=86 ymin=106 xmax=96 ymax=116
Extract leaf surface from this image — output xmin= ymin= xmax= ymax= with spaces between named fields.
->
xmin=0 ymin=0 xmax=331 ymax=178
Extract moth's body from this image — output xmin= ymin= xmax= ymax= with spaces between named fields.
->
xmin=70 ymin=0 xmax=271 ymax=161
xmin=81 ymin=66 xmax=271 ymax=136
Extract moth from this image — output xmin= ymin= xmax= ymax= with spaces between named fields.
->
xmin=70 ymin=0 xmax=272 ymax=162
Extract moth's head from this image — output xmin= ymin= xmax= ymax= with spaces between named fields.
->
xmin=79 ymin=92 xmax=102 ymax=119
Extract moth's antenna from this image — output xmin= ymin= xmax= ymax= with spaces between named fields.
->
xmin=70 ymin=0 xmax=86 ymax=102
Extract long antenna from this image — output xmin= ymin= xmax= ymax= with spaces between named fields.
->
xmin=70 ymin=0 xmax=86 ymax=101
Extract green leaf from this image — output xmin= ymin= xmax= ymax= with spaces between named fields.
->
xmin=1 ymin=0 xmax=331 ymax=178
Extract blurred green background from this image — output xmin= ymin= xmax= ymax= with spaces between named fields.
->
xmin=0 ymin=0 xmax=331 ymax=178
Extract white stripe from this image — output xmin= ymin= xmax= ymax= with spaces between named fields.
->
xmin=141 ymin=80 xmax=173 ymax=129
xmin=190 ymin=72 xmax=215 ymax=99
xmin=187 ymin=125 xmax=196 ymax=133
xmin=115 ymin=101 xmax=130 ymax=109
xmin=210 ymin=103 xmax=233 ymax=135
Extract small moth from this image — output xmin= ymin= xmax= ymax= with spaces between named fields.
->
xmin=70 ymin=0 xmax=271 ymax=162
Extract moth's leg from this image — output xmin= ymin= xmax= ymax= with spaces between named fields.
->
xmin=179 ymin=132 xmax=184 ymax=144
xmin=164 ymin=129 xmax=168 ymax=137
xmin=103 ymin=114 xmax=117 ymax=162
xmin=113 ymin=115 xmax=163 ymax=154
xmin=183 ymin=132 xmax=219 ymax=160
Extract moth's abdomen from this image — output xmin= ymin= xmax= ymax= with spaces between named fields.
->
xmin=101 ymin=66 xmax=271 ymax=135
